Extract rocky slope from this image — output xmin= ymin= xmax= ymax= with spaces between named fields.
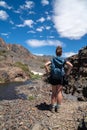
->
xmin=0 ymin=79 xmax=87 ymax=130
xmin=63 ymin=46 xmax=87 ymax=101
xmin=0 ymin=38 xmax=46 ymax=83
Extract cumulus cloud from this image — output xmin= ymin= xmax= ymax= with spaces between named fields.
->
xmin=0 ymin=10 xmax=9 ymax=20
xmin=41 ymin=0 xmax=49 ymax=6
xmin=20 ymin=0 xmax=34 ymax=10
xmin=0 ymin=0 xmax=12 ymax=9
xmin=26 ymin=39 xmax=64 ymax=47
xmin=16 ymin=20 xmax=34 ymax=28
xmin=63 ymin=52 xmax=77 ymax=57
xmin=52 ymin=0 xmax=87 ymax=39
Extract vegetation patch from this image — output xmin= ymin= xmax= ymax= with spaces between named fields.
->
xmin=14 ymin=62 xmax=29 ymax=72
xmin=30 ymin=73 xmax=42 ymax=79
xmin=14 ymin=62 xmax=42 ymax=79
xmin=28 ymin=95 xmax=35 ymax=101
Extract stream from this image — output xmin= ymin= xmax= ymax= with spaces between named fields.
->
xmin=0 ymin=80 xmax=32 ymax=100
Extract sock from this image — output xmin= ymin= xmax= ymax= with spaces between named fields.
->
xmin=52 ymin=103 xmax=57 ymax=108
xmin=56 ymin=104 xmax=61 ymax=108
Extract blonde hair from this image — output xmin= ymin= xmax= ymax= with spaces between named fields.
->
xmin=56 ymin=46 xmax=62 ymax=56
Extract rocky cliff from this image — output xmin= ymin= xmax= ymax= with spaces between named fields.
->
xmin=64 ymin=46 xmax=87 ymax=101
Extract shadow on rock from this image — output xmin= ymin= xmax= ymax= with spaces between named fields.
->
xmin=36 ymin=102 xmax=51 ymax=111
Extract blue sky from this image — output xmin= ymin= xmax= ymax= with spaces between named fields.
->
xmin=0 ymin=0 xmax=87 ymax=57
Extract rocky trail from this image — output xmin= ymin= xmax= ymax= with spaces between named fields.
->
xmin=0 ymin=79 xmax=87 ymax=130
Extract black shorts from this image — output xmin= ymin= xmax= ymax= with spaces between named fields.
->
xmin=48 ymin=76 xmax=63 ymax=85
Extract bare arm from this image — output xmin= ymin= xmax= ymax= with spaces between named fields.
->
xmin=45 ymin=61 xmax=51 ymax=73
xmin=66 ymin=61 xmax=73 ymax=76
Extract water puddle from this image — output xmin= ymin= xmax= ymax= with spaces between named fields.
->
xmin=0 ymin=80 xmax=32 ymax=100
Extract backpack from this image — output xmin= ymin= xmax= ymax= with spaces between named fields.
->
xmin=50 ymin=56 xmax=65 ymax=80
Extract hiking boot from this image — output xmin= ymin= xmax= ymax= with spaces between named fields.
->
xmin=50 ymin=105 xmax=55 ymax=113
xmin=51 ymin=107 xmax=55 ymax=113
xmin=55 ymin=106 xmax=59 ymax=113
xmin=55 ymin=104 xmax=61 ymax=113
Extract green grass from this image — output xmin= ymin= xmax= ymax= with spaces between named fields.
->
xmin=14 ymin=62 xmax=42 ymax=79
xmin=14 ymin=62 xmax=29 ymax=72
xmin=28 ymin=95 xmax=35 ymax=101
xmin=30 ymin=73 xmax=42 ymax=79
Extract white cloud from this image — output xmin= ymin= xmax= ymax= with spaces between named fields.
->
xmin=14 ymin=10 xmax=21 ymax=14
xmin=1 ymin=32 xmax=9 ymax=38
xmin=24 ymin=20 xmax=34 ymax=27
xmin=0 ymin=1 xmax=12 ymax=9
xmin=37 ymin=17 xmax=45 ymax=23
xmin=48 ymin=36 xmax=55 ymax=39
xmin=45 ymin=26 xmax=51 ymax=30
xmin=27 ymin=30 xmax=36 ymax=34
xmin=63 ymin=52 xmax=77 ymax=57
xmin=36 ymin=28 xmax=43 ymax=32
xmin=28 ymin=11 xmax=35 ymax=14
xmin=14 ymin=1 xmax=35 ymax=14
xmin=20 ymin=0 xmax=34 ymax=10
xmin=47 ymin=15 xmax=51 ymax=20
xmin=16 ymin=19 xmax=34 ymax=28
xmin=0 ymin=10 xmax=9 ymax=20
xmin=16 ymin=24 xmax=24 ymax=27
xmin=36 ymin=27 xmax=44 ymax=32
xmin=9 ymin=20 xmax=14 ymax=25
xmin=26 ymin=39 xmax=64 ymax=47
xmin=53 ymin=0 xmax=87 ymax=39
xmin=1 ymin=33 xmax=8 ymax=36
xmin=41 ymin=0 xmax=49 ymax=6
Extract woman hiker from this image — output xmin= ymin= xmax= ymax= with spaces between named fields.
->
xmin=45 ymin=46 xmax=73 ymax=113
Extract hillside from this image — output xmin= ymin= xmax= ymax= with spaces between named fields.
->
xmin=0 ymin=38 xmax=47 ymax=82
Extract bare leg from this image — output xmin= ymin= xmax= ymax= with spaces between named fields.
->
xmin=50 ymin=85 xmax=63 ymax=112
xmin=51 ymin=85 xmax=57 ymax=105
xmin=50 ymin=85 xmax=57 ymax=112
xmin=56 ymin=85 xmax=63 ymax=105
